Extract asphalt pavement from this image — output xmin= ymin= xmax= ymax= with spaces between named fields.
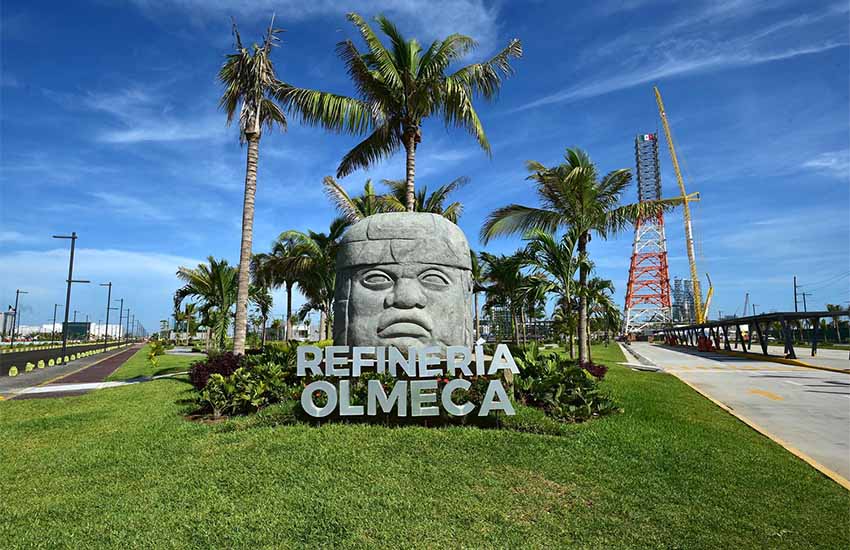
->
xmin=630 ymin=342 xmax=850 ymax=482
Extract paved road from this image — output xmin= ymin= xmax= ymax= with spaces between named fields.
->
xmin=0 ymin=343 xmax=111 ymax=372
xmin=631 ymin=342 xmax=850 ymax=481
xmin=0 ymin=345 xmax=133 ymax=399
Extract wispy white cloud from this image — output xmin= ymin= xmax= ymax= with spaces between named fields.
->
xmin=0 ymin=231 xmax=36 ymax=244
xmin=520 ymin=41 xmax=847 ymax=110
xmin=81 ymin=86 xmax=228 ymax=143
xmin=519 ymin=2 xmax=849 ymax=110
xmin=803 ymin=151 xmax=850 ymax=180
xmin=128 ymin=0 xmax=503 ymax=52
xmin=0 ymin=247 xmax=202 ymax=327
xmin=89 ymin=191 xmax=172 ymax=221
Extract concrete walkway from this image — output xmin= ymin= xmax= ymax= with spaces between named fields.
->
xmin=629 ymin=342 xmax=850 ymax=485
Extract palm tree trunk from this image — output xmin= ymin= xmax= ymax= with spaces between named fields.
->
xmin=577 ymin=232 xmax=589 ymax=364
xmin=233 ymin=135 xmax=260 ymax=355
xmin=404 ymin=130 xmax=417 ymax=212
xmin=285 ymin=281 xmax=293 ymax=341
xmin=319 ymin=310 xmax=326 ymax=341
xmin=474 ymin=292 xmax=480 ymax=341
xmin=261 ymin=315 xmax=267 ymax=347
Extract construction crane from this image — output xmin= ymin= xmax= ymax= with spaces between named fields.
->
xmin=654 ymin=86 xmax=713 ymax=323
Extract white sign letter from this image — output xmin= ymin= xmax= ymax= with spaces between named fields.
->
xmin=297 ymin=345 xmax=323 ymax=377
xmin=441 ymin=379 xmax=474 ymax=416
xmin=479 ymin=380 xmax=516 ymax=416
xmin=301 ymin=381 xmax=337 ymax=417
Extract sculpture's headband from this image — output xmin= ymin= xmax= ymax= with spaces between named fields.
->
xmin=336 ymin=213 xmax=472 ymax=270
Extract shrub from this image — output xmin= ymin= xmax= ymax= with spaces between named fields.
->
xmin=514 ymin=345 xmax=620 ymax=423
xmin=25 ymin=362 xmax=35 ymax=373
xmin=37 ymin=360 xmax=45 ymax=369
xmin=197 ymin=365 xmax=293 ymax=418
xmin=148 ymin=340 xmax=167 ymax=369
xmin=189 ymin=352 xmax=243 ymax=390
xmin=8 ymin=366 xmax=18 ymax=377
xmin=580 ymin=361 xmax=608 ymax=380
xmin=48 ymin=359 xmax=55 ymax=367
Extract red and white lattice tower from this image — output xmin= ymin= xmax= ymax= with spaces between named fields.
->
xmin=623 ymin=133 xmax=672 ymax=335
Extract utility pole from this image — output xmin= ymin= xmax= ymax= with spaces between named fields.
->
xmin=10 ymin=289 xmax=28 ymax=349
xmin=129 ymin=313 xmax=134 ymax=342
xmin=52 ymin=303 xmax=63 ymax=345
xmin=793 ymin=276 xmax=798 ymax=312
xmin=53 ymin=232 xmax=90 ymax=361
xmin=801 ymin=292 xmax=811 ymax=313
xmin=100 ymin=282 xmax=112 ymax=352
xmin=73 ymin=310 xmax=78 ymax=322
xmin=752 ymin=304 xmax=759 ymax=316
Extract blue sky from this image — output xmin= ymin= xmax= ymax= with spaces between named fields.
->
xmin=1 ymin=0 xmax=848 ymax=332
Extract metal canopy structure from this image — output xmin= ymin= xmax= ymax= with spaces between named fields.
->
xmin=658 ymin=310 xmax=850 ymax=360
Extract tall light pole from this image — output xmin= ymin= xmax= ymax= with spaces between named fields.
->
xmin=752 ymin=304 xmax=759 ymax=316
xmin=125 ymin=309 xmax=131 ymax=344
xmin=53 ymin=232 xmax=90 ymax=361
xmin=52 ymin=303 xmax=63 ymax=345
xmin=100 ymin=282 xmax=112 ymax=352
xmin=114 ymin=298 xmax=124 ymax=342
xmin=10 ymin=289 xmax=28 ymax=349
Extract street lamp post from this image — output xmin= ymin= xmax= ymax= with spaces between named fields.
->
xmin=125 ymin=309 xmax=131 ymax=344
xmin=53 ymin=232 xmax=90 ymax=362
xmin=100 ymin=282 xmax=112 ymax=352
xmin=10 ymin=289 xmax=28 ymax=349
xmin=114 ymin=298 xmax=124 ymax=343
xmin=52 ymin=303 xmax=63 ymax=345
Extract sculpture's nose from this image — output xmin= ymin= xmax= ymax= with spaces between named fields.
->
xmin=386 ymin=277 xmax=426 ymax=309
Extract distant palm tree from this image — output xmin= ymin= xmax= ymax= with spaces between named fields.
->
xmin=826 ymin=304 xmax=845 ymax=343
xmin=478 ymin=251 xmax=527 ymax=343
xmin=175 ymin=257 xmax=238 ymax=350
xmin=322 ymin=177 xmax=389 ymax=223
xmin=278 ymin=218 xmax=349 ymax=340
xmin=280 ymin=13 xmax=522 ymax=211
xmin=323 ymin=175 xmax=468 ymax=223
xmin=481 ymin=148 xmax=681 ymax=363
xmin=252 ymin=236 xmax=304 ymax=341
xmin=250 ymin=285 xmax=273 ymax=347
xmin=219 ymin=17 xmax=290 ymax=355
xmin=379 ymin=177 xmax=467 ymax=222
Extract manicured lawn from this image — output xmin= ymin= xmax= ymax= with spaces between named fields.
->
xmin=107 ymin=344 xmax=202 ymax=381
xmin=0 ymin=345 xmax=847 ymax=548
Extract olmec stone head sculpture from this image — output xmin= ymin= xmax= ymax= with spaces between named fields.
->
xmin=334 ymin=212 xmax=473 ymax=351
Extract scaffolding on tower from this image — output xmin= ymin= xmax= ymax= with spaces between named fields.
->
xmin=623 ymin=133 xmax=673 ymax=335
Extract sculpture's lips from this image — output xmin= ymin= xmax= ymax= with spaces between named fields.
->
xmin=378 ymin=316 xmax=432 ymax=338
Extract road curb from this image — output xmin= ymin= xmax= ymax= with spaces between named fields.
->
xmin=670 ymin=371 xmax=850 ymax=491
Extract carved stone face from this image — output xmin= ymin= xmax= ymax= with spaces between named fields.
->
xmin=334 ymin=213 xmax=473 ymax=351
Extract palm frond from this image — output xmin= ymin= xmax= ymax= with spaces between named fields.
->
xmin=447 ymin=38 xmax=522 ymax=100
xmin=336 ymin=122 xmax=402 ymax=178
xmin=480 ymin=205 xmax=566 ymax=244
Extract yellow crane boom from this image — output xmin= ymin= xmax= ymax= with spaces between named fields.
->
xmin=654 ymin=86 xmax=708 ymax=323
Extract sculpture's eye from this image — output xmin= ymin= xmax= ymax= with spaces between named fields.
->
xmin=419 ymin=270 xmax=450 ymax=289
xmin=361 ymin=270 xmax=393 ymax=290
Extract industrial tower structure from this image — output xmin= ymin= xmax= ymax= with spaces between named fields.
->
xmin=623 ymin=133 xmax=673 ymax=335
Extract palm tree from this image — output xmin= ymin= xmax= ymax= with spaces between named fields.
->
xmin=470 ymin=251 xmax=484 ymax=341
xmin=826 ymin=304 xmax=844 ymax=343
xmin=478 ymin=251 xmax=527 ymax=344
xmin=219 ymin=18 xmax=290 ymax=355
xmin=175 ymin=257 xmax=238 ymax=351
xmin=250 ymin=285 xmax=273 ymax=347
xmin=584 ymin=276 xmax=618 ymax=360
xmin=322 ymin=177 xmax=389 ymax=223
xmin=278 ymin=218 xmax=349 ymax=340
xmin=252 ymin=236 xmax=303 ymax=341
xmin=280 ymin=13 xmax=522 ymax=211
xmin=379 ymin=177 xmax=467 ymax=222
xmin=481 ymin=148 xmax=681 ymax=363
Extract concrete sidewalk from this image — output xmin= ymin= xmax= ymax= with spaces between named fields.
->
xmin=632 ymin=342 xmax=850 ymax=486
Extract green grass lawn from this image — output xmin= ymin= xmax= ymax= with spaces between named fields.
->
xmin=107 ymin=345 xmax=202 ymax=381
xmin=1 ymin=344 xmax=847 ymax=548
